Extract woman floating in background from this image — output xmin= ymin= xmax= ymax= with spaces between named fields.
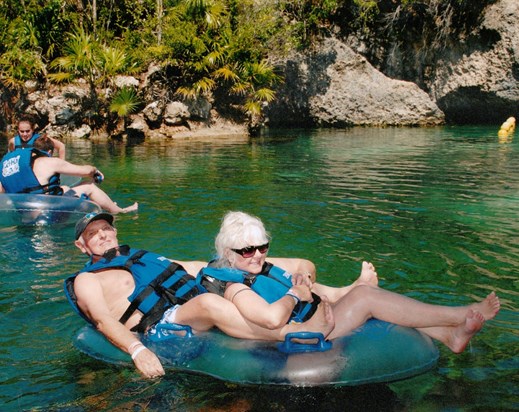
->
xmin=198 ymin=211 xmax=500 ymax=353
xmin=8 ymin=116 xmax=66 ymax=159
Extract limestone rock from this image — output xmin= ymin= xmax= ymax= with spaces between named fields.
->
xmin=164 ymin=102 xmax=190 ymax=125
xmin=268 ymin=37 xmax=444 ymax=127
xmin=429 ymin=0 xmax=519 ymax=123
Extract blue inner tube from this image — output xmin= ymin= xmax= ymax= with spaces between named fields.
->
xmin=73 ymin=319 xmax=439 ymax=386
xmin=0 ymin=193 xmax=101 ymax=226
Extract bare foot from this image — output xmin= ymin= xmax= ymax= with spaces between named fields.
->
xmin=448 ymin=309 xmax=485 ymax=353
xmin=353 ymin=261 xmax=379 ymax=287
xmin=288 ymin=295 xmax=335 ymax=339
xmin=470 ymin=292 xmax=500 ymax=320
xmin=117 ymin=202 xmax=139 ymax=213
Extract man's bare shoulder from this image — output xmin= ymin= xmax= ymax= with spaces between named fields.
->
xmin=74 ymin=271 xmax=99 ymax=286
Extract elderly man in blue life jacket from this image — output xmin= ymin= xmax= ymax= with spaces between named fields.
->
xmin=0 ymin=135 xmax=138 ymax=214
xmin=65 ymin=212 xmax=334 ymax=379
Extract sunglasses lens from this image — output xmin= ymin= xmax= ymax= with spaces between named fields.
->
xmin=257 ymin=245 xmax=269 ymax=253
xmin=233 ymin=243 xmax=269 ymax=257
xmin=241 ymin=248 xmax=255 ymax=258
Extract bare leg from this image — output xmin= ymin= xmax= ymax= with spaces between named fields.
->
xmin=67 ymin=182 xmax=138 ymax=213
xmin=418 ymin=310 xmax=485 ymax=353
xmin=174 ymin=294 xmax=334 ymax=341
xmin=327 ymin=286 xmax=500 ymax=341
xmin=312 ymin=261 xmax=379 ymax=303
xmin=282 ymin=295 xmax=335 ymax=338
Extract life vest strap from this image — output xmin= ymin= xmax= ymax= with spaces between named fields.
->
xmin=117 ymin=251 xmax=197 ymax=333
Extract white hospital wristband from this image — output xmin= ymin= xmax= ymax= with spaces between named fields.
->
xmin=131 ymin=345 xmax=147 ymax=360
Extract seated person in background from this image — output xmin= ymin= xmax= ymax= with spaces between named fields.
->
xmin=65 ymin=212 xmax=336 ymax=379
xmin=0 ymin=136 xmax=137 ymax=214
xmin=198 ymin=211 xmax=501 ymax=353
xmin=8 ymin=116 xmax=66 ymax=159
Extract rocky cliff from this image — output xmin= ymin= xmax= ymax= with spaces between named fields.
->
xmin=267 ymin=0 xmax=518 ymax=127
xmin=4 ymin=0 xmax=517 ymax=139
xmin=429 ymin=0 xmax=519 ymax=123
xmin=265 ymin=38 xmax=445 ymax=127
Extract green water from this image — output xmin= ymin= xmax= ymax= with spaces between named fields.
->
xmin=0 ymin=127 xmax=517 ymax=411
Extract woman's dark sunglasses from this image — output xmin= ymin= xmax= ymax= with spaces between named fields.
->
xmin=232 ymin=243 xmax=270 ymax=258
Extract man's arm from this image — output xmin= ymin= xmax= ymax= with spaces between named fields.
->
xmin=173 ymin=260 xmax=207 ymax=278
xmin=7 ymin=137 xmax=14 ymax=152
xmin=48 ymin=157 xmax=97 ymax=178
xmin=73 ymin=272 xmax=165 ymax=378
xmin=49 ymin=137 xmax=66 ymax=159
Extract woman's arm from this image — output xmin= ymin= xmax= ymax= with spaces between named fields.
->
xmin=224 ymin=282 xmax=312 ymax=330
xmin=173 ymin=260 xmax=207 ymax=278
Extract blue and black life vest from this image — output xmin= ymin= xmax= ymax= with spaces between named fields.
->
xmin=197 ymin=262 xmax=320 ymax=323
xmin=64 ymin=246 xmax=203 ymax=333
xmin=0 ymin=148 xmax=61 ymax=194
xmin=14 ymin=133 xmax=40 ymax=149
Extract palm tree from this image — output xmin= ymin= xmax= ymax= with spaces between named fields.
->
xmin=233 ymin=60 xmax=281 ymax=118
xmin=48 ymin=27 xmax=101 ymax=94
xmin=109 ymin=86 xmax=141 ymax=130
xmin=48 ymin=27 xmax=139 ymax=129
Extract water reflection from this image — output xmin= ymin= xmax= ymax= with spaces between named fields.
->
xmin=0 ymin=127 xmax=517 ymax=410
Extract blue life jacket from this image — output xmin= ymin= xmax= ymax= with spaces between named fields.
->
xmin=14 ymin=133 xmax=40 ymax=149
xmin=197 ymin=262 xmax=320 ymax=323
xmin=64 ymin=246 xmax=203 ymax=333
xmin=0 ymin=148 xmax=61 ymax=194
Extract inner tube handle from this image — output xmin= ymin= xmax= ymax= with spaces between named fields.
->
xmin=154 ymin=323 xmax=194 ymax=338
xmin=277 ymin=332 xmax=332 ymax=353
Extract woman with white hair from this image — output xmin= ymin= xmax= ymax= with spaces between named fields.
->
xmin=198 ymin=211 xmax=501 ymax=353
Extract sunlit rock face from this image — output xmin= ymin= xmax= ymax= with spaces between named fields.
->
xmin=429 ymin=0 xmax=519 ymax=124
xmin=267 ymin=37 xmax=444 ymax=127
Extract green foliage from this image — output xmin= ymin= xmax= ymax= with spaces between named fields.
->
xmin=352 ymin=0 xmax=380 ymax=31
xmin=277 ymin=0 xmax=340 ymax=47
xmin=48 ymin=28 xmax=101 ymax=87
xmin=0 ymin=0 xmax=493 ymax=128
xmin=49 ymin=28 xmax=138 ymax=87
xmin=110 ymin=87 xmax=142 ymax=117
xmin=0 ymin=47 xmax=46 ymax=87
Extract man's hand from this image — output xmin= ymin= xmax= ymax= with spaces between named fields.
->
xmin=132 ymin=347 xmax=165 ymax=379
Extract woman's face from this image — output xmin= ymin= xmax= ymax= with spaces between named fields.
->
xmin=229 ymin=243 xmax=270 ymax=274
xmin=18 ymin=121 xmax=34 ymax=141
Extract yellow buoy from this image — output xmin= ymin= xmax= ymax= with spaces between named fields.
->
xmin=499 ymin=117 xmax=516 ymax=135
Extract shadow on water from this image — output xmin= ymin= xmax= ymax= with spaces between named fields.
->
xmin=53 ymin=363 xmax=404 ymax=412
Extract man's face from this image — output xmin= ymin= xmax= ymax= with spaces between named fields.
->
xmin=75 ymin=219 xmax=118 ymax=257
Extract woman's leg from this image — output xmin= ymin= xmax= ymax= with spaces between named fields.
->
xmin=312 ymin=261 xmax=379 ymax=303
xmin=175 ymin=293 xmax=335 ymax=341
xmin=417 ymin=309 xmax=486 ymax=353
xmin=327 ymin=285 xmax=499 ymax=341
